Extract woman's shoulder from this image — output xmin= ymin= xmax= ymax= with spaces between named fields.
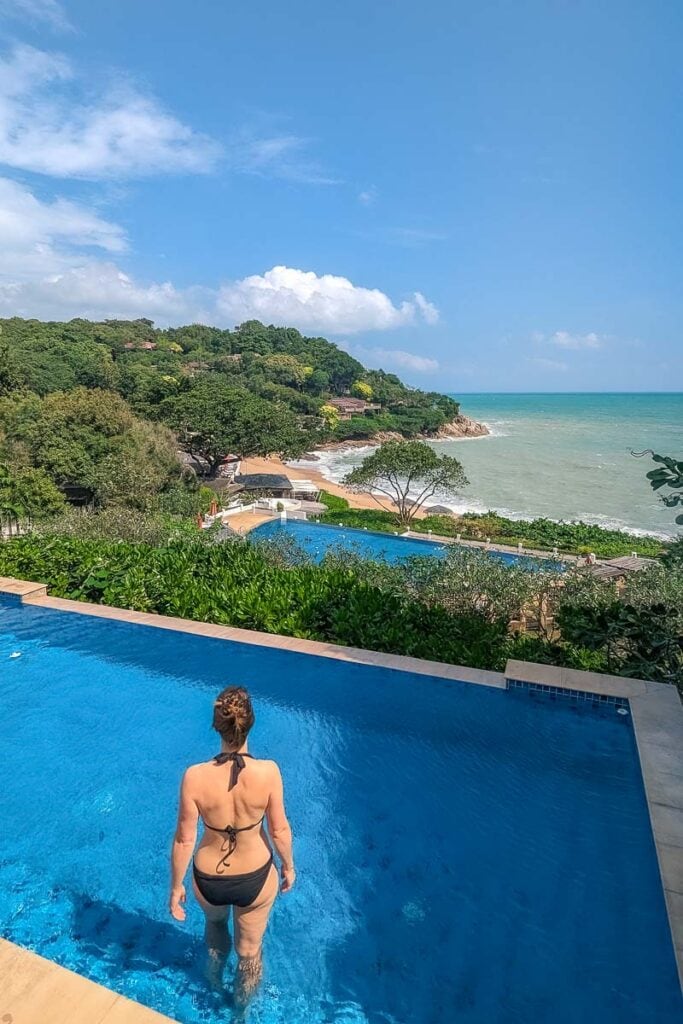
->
xmin=250 ymin=757 xmax=281 ymax=778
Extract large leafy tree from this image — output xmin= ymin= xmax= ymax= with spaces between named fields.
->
xmin=0 ymin=388 xmax=180 ymax=509
xmin=344 ymin=440 xmax=468 ymax=528
xmin=160 ymin=376 xmax=311 ymax=472
xmin=0 ymin=462 xmax=65 ymax=532
xmin=0 ymin=333 xmax=21 ymax=396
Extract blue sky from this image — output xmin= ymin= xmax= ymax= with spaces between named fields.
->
xmin=0 ymin=0 xmax=681 ymax=392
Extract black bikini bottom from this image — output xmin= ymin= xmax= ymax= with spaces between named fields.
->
xmin=193 ymin=855 xmax=274 ymax=908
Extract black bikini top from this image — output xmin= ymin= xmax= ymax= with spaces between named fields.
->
xmin=201 ymin=751 xmax=264 ymax=873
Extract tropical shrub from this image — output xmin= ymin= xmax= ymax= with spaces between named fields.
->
xmin=557 ymin=601 xmax=682 ymax=686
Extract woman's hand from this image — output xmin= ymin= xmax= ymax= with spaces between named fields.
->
xmin=169 ymin=884 xmax=187 ymax=921
xmin=280 ymin=865 xmax=296 ymax=893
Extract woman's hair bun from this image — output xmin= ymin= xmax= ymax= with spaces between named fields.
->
xmin=212 ymin=686 xmax=254 ymax=746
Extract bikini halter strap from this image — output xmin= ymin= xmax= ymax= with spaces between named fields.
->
xmin=213 ymin=750 xmax=253 ymax=790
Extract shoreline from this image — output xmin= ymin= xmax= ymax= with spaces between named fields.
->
xmin=237 ymin=450 xmax=673 ymax=540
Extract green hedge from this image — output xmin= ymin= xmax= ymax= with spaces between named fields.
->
xmin=317 ymin=494 xmax=666 ymax=558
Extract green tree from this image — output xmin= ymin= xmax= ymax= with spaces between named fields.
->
xmin=0 ymin=462 xmax=65 ymax=531
xmin=161 ymin=376 xmax=310 ymax=473
xmin=0 ymin=388 xmax=180 ymax=509
xmin=0 ymin=332 xmax=21 ymax=396
xmin=344 ymin=441 xmax=468 ymax=528
xmin=261 ymin=353 xmax=312 ymax=388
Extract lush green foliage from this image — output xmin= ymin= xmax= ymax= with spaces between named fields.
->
xmin=635 ymin=451 xmax=683 ymax=526
xmin=557 ymin=601 xmax=682 ymax=685
xmin=160 ymin=375 xmax=315 ymax=470
xmin=0 ymin=388 xmax=181 ymax=509
xmin=33 ymin=507 xmax=207 ymax=545
xmin=318 ymin=495 xmax=666 ymax=558
xmin=0 ymin=462 xmax=66 ymax=525
xmin=344 ymin=441 xmax=468 ymax=527
xmin=420 ymin=512 xmax=666 ymax=558
xmin=0 ymin=317 xmax=460 ymax=445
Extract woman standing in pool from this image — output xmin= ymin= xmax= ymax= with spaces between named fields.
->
xmin=169 ymin=686 xmax=295 ymax=1003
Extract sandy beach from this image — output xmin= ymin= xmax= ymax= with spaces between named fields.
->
xmin=237 ymin=453 xmax=418 ymax=515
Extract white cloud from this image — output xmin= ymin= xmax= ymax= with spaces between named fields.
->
xmin=0 ymin=182 xmax=439 ymax=332
xmin=0 ymin=176 xmax=127 ymax=280
xmin=534 ymin=329 xmax=604 ymax=350
xmin=0 ymin=0 xmax=71 ymax=31
xmin=351 ymin=346 xmax=439 ymax=373
xmin=358 ymin=187 xmax=377 ymax=205
xmin=215 ymin=266 xmax=438 ymax=335
xmin=0 ymin=45 xmax=220 ymax=179
xmin=229 ymin=129 xmax=339 ymax=185
xmin=531 ymin=357 xmax=569 ymax=372
xmin=1 ymin=260 xmax=438 ymax=334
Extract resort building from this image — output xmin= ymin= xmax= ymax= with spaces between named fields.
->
xmin=326 ymin=397 xmax=381 ymax=420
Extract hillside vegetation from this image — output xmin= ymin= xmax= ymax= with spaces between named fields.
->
xmin=0 ymin=315 xmax=459 ymax=518
xmin=0 ymin=315 xmax=458 ymax=441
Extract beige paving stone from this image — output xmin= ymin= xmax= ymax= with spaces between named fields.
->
xmin=630 ymin=691 xmax=683 ymax=752
xmin=643 ymin=769 xmax=683 ymax=810
xmin=0 ymin=939 xmax=176 ymax=1024
xmin=650 ymin=802 xmax=683 ymax=849
xmin=0 ymin=577 xmax=47 ymax=599
xmin=505 ymin=659 xmax=563 ymax=686
xmin=658 ymin=844 xmax=683 ymax=895
xmin=560 ymin=667 xmax=648 ymax=697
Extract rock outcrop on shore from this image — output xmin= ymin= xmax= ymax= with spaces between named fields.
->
xmin=313 ymin=413 xmax=490 ymax=452
xmin=431 ymin=414 xmax=490 ymax=439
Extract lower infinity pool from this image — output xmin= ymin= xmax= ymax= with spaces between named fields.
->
xmin=249 ymin=518 xmax=560 ymax=568
xmin=0 ymin=596 xmax=680 ymax=1023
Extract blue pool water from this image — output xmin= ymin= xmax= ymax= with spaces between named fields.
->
xmin=250 ymin=518 xmax=554 ymax=568
xmin=0 ymin=596 xmax=680 ymax=1024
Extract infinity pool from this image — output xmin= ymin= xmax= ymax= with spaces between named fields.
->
xmin=0 ymin=596 xmax=680 ymax=1023
xmin=250 ymin=518 xmax=557 ymax=567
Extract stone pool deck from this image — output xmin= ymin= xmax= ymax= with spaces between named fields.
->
xmin=0 ymin=938 xmax=172 ymax=1024
xmin=0 ymin=576 xmax=681 ymax=1020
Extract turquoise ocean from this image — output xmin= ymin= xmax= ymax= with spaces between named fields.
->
xmin=303 ymin=393 xmax=683 ymax=539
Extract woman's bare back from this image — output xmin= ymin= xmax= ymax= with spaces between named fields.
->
xmin=189 ymin=755 xmax=277 ymax=875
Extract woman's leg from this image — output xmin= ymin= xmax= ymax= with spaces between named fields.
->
xmin=192 ymin=875 xmax=232 ymax=987
xmin=232 ymin=865 xmax=279 ymax=1005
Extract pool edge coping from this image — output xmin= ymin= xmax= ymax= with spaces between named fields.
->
xmin=0 ymin=936 xmax=176 ymax=1024
xmin=2 ymin=578 xmax=682 ymax=998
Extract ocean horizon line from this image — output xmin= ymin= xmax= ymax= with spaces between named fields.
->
xmin=450 ymin=390 xmax=683 ymax=396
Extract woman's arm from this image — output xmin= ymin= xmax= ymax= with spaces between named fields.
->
xmin=169 ymin=768 xmax=199 ymax=920
xmin=266 ymin=763 xmax=295 ymax=893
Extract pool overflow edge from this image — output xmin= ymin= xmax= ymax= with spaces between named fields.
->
xmin=1 ymin=577 xmax=682 ymax=997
